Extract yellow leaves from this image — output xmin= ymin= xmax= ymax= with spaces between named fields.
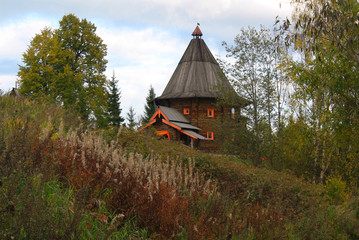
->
xmin=325 ymin=176 xmax=349 ymax=204
xmin=40 ymin=117 xmax=55 ymax=141
xmin=50 ymin=133 xmax=58 ymax=140
xmin=17 ymin=14 xmax=108 ymax=122
xmin=323 ymin=130 xmax=328 ymax=137
xmin=294 ymin=39 xmax=304 ymax=49
xmin=7 ymin=118 xmax=25 ymax=131
xmin=24 ymin=99 xmax=31 ymax=106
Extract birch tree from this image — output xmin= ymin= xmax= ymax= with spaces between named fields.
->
xmin=279 ymin=0 xmax=359 ymax=184
xmin=222 ymin=26 xmax=279 ymax=164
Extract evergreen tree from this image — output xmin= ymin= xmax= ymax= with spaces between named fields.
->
xmin=126 ymin=106 xmax=137 ymax=129
xmin=107 ymin=72 xmax=124 ymax=127
xmin=141 ymin=85 xmax=156 ymax=124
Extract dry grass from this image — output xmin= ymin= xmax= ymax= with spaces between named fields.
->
xmin=1 ymin=95 xmax=359 ymax=239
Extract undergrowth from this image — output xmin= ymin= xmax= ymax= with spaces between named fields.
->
xmin=0 ymin=94 xmax=358 ymax=239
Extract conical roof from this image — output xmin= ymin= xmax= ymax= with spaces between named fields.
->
xmin=157 ymin=29 xmax=234 ymax=100
xmin=192 ymin=25 xmax=203 ymax=37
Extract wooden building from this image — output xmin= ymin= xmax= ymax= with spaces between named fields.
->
xmin=141 ymin=26 xmax=249 ymax=151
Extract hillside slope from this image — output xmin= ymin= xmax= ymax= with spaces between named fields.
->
xmin=1 ymin=95 xmax=358 ymax=239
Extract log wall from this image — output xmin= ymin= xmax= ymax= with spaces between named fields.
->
xmin=156 ymin=98 xmax=234 ymax=152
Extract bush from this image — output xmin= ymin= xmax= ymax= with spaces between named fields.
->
xmin=325 ymin=176 xmax=349 ymax=205
xmin=0 ymin=173 xmax=79 ymax=239
xmin=1 ymin=94 xmax=359 ymax=239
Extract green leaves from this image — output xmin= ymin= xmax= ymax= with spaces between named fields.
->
xmin=126 ymin=106 xmax=137 ymax=129
xmin=279 ymin=0 xmax=359 ymax=185
xmin=107 ymin=72 xmax=124 ymax=127
xmin=221 ymin=26 xmax=283 ymax=164
xmin=18 ymin=28 xmax=58 ymax=101
xmin=18 ymin=14 xmax=108 ymax=124
xmin=141 ymin=86 xmax=156 ymax=124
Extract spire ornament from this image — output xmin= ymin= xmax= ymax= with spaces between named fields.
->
xmin=192 ymin=25 xmax=203 ymax=38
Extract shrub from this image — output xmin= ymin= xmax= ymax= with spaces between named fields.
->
xmin=325 ymin=176 xmax=349 ymax=205
xmin=0 ymin=173 xmax=81 ymax=239
xmin=1 ymin=95 xmax=359 ymax=239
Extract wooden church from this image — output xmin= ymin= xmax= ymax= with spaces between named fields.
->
xmin=141 ymin=26 xmax=249 ymax=151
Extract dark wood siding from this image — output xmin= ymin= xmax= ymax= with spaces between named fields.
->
xmin=150 ymin=32 xmax=250 ymax=152
xmin=156 ymin=98 xmax=234 ymax=152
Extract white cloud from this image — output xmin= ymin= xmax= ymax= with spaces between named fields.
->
xmin=0 ymin=16 xmax=187 ymax=117
xmin=107 ymin=64 xmax=174 ymax=118
xmin=0 ymin=17 xmax=55 ymax=61
xmin=0 ymin=0 xmax=294 ymax=119
xmin=148 ymin=0 xmax=233 ymax=19
xmin=98 ymin=25 xmax=185 ymax=66
xmin=98 ymin=25 xmax=187 ymax=117
xmin=0 ymin=75 xmax=16 ymax=92
xmin=1 ymin=0 xmax=292 ymax=36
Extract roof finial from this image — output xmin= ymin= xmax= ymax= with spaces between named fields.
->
xmin=192 ymin=24 xmax=203 ymax=39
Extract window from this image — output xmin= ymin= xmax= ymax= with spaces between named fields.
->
xmin=207 ymin=109 xmax=214 ymax=117
xmin=184 ymin=108 xmax=190 ymax=115
xmin=207 ymin=132 xmax=214 ymax=140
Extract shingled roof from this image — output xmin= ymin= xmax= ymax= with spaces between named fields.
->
xmin=140 ymin=106 xmax=207 ymax=140
xmin=157 ymin=27 xmax=234 ymax=100
xmin=159 ymin=106 xmax=190 ymax=123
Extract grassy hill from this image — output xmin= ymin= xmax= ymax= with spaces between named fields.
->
xmin=0 ymin=94 xmax=358 ymax=239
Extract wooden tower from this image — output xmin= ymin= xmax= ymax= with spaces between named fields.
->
xmin=142 ymin=25 xmax=249 ymax=151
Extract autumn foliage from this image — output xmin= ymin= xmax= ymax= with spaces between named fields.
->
xmin=1 ymin=95 xmax=359 ymax=239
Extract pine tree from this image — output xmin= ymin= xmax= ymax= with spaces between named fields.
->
xmin=141 ymin=85 xmax=156 ymax=124
xmin=126 ymin=106 xmax=137 ymax=129
xmin=107 ymin=72 xmax=124 ymax=127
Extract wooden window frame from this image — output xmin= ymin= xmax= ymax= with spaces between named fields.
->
xmin=184 ymin=108 xmax=190 ymax=115
xmin=207 ymin=132 xmax=214 ymax=140
xmin=207 ymin=109 xmax=214 ymax=118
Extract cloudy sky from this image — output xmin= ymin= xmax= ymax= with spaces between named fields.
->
xmin=0 ymin=0 xmax=292 ymax=121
